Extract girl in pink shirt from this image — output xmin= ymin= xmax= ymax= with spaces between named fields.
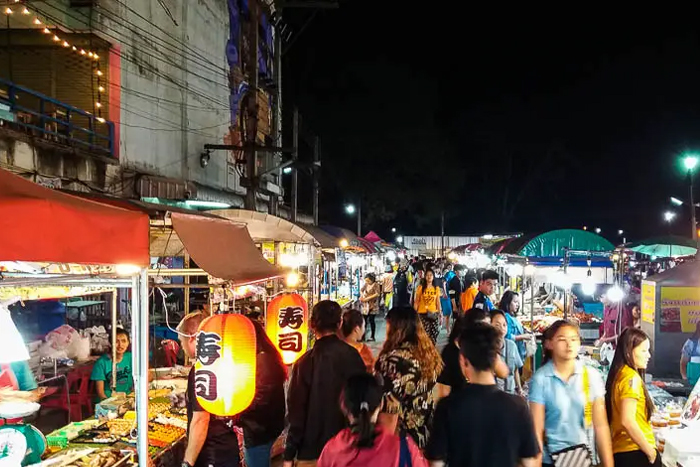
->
xmin=317 ymin=373 xmax=428 ymax=467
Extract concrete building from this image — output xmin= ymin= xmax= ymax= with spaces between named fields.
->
xmin=0 ymin=0 xmax=285 ymax=212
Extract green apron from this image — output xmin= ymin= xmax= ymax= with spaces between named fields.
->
xmin=687 ymin=340 xmax=700 ymax=386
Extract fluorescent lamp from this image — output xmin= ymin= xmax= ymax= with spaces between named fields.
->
xmin=184 ymin=200 xmax=231 ymax=209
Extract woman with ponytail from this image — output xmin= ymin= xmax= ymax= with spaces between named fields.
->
xmin=317 ymin=373 xmax=428 ymax=467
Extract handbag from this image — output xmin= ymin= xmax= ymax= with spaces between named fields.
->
xmin=398 ymin=434 xmax=413 ymax=467
xmin=548 ymin=367 xmax=594 ymax=467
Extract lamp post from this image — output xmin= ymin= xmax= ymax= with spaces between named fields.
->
xmin=683 ymin=155 xmax=699 ymax=240
xmin=664 ymin=211 xmax=676 ymax=257
xmin=345 ymin=202 xmax=361 ymax=237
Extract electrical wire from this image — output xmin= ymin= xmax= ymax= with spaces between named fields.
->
xmin=41 ymin=3 xmax=232 ymax=91
xmin=27 ymin=5 xmax=232 ymax=109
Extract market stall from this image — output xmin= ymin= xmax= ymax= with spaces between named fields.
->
xmin=213 ymin=209 xmax=320 ymax=308
xmin=641 ymin=259 xmax=700 ymax=381
xmin=0 ymin=168 xmax=151 ymax=466
xmin=319 ymin=226 xmax=373 ymax=308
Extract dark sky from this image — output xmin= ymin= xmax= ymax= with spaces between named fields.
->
xmin=282 ymin=4 xmax=700 ymax=242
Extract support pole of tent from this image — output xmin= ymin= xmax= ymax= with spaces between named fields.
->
xmin=111 ymin=290 xmax=117 ymax=392
xmin=530 ymin=273 xmax=535 ymax=371
xmin=133 ymin=270 xmax=150 ymax=465
xmin=184 ymin=253 xmax=191 ymax=315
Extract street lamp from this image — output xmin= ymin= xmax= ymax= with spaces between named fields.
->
xmin=345 ymin=203 xmax=361 ymax=236
xmin=682 ymin=154 xmax=699 ymax=240
xmin=396 ymin=236 xmax=403 ymax=244
xmin=664 ymin=211 xmax=676 ymax=223
xmin=595 ymin=227 xmax=602 ymax=234
xmin=670 ymin=196 xmax=684 ymax=206
xmin=391 ymin=227 xmax=396 ymax=233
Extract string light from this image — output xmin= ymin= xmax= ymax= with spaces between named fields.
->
xmin=95 ymin=102 xmax=102 ymax=108
xmin=95 ymin=70 xmax=103 ymax=76
xmin=62 ymin=41 xmax=69 ymax=47
xmin=98 ymin=86 xmax=105 ymax=92
xmin=4 ymin=7 xmax=13 ymax=14
xmin=96 ymin=117 xmax=105 ymax=123
xmin=42 ymin=27 xmax=50 ymax=34
xmin=52 ymin=35 xmax=60 ymax=41
xmin=33 ymin=18 xmax=41 ymax=25
xmin=22 ymin=8 xmax=29 ymax=15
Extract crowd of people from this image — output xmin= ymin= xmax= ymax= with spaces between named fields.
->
xmin=173 ymin=262 xmax=663 ymax=467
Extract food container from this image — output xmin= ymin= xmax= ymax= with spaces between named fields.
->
xmin=651 ymin=417 xmax=669 ymax=428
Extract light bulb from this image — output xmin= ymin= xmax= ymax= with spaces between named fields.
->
xmin=93 ymin=54 xmax=99 ymax=60
xmin=33 ymin=18 xmax=41 ymax=25
xmin=88 ymin=52 xmax=93 ymax=57
xmin=96 ymin=117 xmax=105 ymax=123
xmin=53 ymin=35 xmax=60 ymax=41
xmin=72 ymin=46 xmax=77 ymax=51
xmin=42 ymin=27 xmax=50 ymax=33
xmin=62 ymin=41 xmax=69 ymax=47
xmin=581 ymin=281 xmax=596 ymax=296
xmin=98 ymin=86 xmax=105 ymax=92
xmin=95 ymin=102 xmax=102 ymax=108
xmin=22 ymin=8 xmax=29 ymax=14
xmin=607 ymin=285 xmax=624 ymax=303
xmin=4 ymin=7 xmax=13 ymax=14
xmin=80 ymin=49 xmax=86 ymax=54
xmin=96 ymin=70 xmax=103 ymax=76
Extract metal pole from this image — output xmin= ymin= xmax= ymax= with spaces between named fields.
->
xmin=690 ymin=169 xmax=697 ymax=240
xmin=184 ymin=253 xmax=190 ymax=315
xmin=357 ymin=199 xmax=362 ymax=237
xmin=271 ymin=18 xmax=283 ymax=217
xmin=244 ymin=1 xmax=259 ymax=211
xmin=135 ymin=270 xmax=150 ymax=466
xmin=291 ymin=107 xmax=299 ymax=222
xmin=313 ymin=136 xmax=320 ymax=226
xmin=440 ymin=211 xmax=445 ymax=257
xmin=111 ymin=290 xmax=117 ymax=392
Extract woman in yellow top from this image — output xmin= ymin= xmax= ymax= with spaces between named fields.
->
xmin=413 ymin=268 xmax=441 ymax=344
xmin=604 ymin=327 xmax=659 ymax=467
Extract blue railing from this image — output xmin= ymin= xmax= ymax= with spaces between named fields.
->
xmin=0 ymin=78 xmax=115 ymax=157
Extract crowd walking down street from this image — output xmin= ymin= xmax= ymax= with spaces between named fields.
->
xmin=175 ymin=257 xmax=668 ymax=467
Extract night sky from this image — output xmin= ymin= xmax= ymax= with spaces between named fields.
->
xmin=283 ymin=4 xmax=700 ymax=243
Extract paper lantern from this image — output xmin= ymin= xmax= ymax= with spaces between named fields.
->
xmin=194 ymin=313 xmax=256 ymax=416
xmin=266 ymin=293 xmax=309 ymax=365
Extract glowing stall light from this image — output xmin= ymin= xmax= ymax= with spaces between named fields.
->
xmin=266 ymin=293 xmax=309 ymax=365
xmin=507 ymin=264 xmax=524 ymax=276
xmin=386 ymin=250 xmax=397 ymax=261
xmin=285 ymin=272 xmax=300 ymax=288
xmin=194 ymin=314 xmax=256 ymax=416
xmin=0 ymin=303 xmax=30 ymax=364
xmin=607 ymin=285 xmax=625 ymax=302
xmin=115 ymin=264 xmax=141 ymax=276
xmin=279 ymin=253 xmax=306 ymax=269
xmin=581 ymin=280 xmax=597 ymax=296
xmin=474 ymin=252 xmax=491 ymax=268
xmin=447 ymin=252 xmax=457 ymax=261
xmin=551 ymin=269 xmax=572 ymax=289
xmin=347 ymin=255 xmax=365 ymax=268
xmin=524 ymin=264 xmax=536 ymax=276
xmin=339 ymin=239 xmax=349 ymax=248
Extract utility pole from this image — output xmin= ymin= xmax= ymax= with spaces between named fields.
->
xmin=291 ymin=107 xmax=299 ymax=222
xmin=270 ymin=11 xmax=283 ymax=217
xmin=440 ymin=211 xmax=445 ymax=257
xmin=313 ymin=136 xmax=320 ymax=226
xmin=357 ymin=199 xmax=362 ymax=237
xmin=244 ymin=0 xmax=260 ymax=211
xmin=690 ymin=169 xmax=697 ymax=240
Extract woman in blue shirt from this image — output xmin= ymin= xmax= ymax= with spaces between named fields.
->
xmin=529 ymin=320 xmax=613 ymax=467
xmin=499 ymin=291 xmax=530 ymax=361
xmin=90 ymin=328 xmax=133 ymax=401
xmin=680 ymin=322 xmax=700 ymax=384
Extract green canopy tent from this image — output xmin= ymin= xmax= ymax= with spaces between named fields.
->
xmin=628 ymin=236 xmax=698 ymax=258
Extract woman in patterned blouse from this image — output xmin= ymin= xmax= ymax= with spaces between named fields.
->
xmin=375 ymin=306 xmax=443 ymax=449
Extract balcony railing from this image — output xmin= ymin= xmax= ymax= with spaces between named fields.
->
xmin=0 ymin=78 xmax=115 ymax=157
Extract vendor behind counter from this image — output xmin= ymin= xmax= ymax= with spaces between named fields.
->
xmin=90 ymin=328 xmax=133 ymax=401
xmin=680 ymin=322 xmax=700 ymax=386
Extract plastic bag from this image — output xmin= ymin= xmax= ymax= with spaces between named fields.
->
xmin=525 ymin=335 xmax=537 ymax=358
xmin=73 ymin=336 xmax=91 ymax=361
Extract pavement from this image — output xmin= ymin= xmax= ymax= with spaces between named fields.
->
xmin=365 ymin=313 xmax=450 ymax=356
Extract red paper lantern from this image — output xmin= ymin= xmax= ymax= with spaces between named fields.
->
xmin=266 ymin=293 xmax=309 ymax=365
xmin=194 ymin=313 xmax=256 ymax=416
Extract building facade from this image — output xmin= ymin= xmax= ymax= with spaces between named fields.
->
xmin=0 ymin=0 xmax=283 ymax=211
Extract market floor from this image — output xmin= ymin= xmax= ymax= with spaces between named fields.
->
xmin=366 ymin=314 xmax=449 ymax=355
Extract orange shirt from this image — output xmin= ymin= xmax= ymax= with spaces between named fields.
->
xmin=461 ymin=285 xmax=478 ymax=312
xmin=350 ymin=342 xmax=375 ymax=373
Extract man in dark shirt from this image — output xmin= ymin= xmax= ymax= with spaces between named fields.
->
xmin=426 ymin=323 xmax=540 ymax=467
xmin=283 ymin=300 xmax=366 ymax=467
xmin=447 ymin=264 xmax=464 ymax=314
xmin=472 ymin=269 xmax=498 ymax=311
xmin=178 ymin=312 xmax=240 ymax=467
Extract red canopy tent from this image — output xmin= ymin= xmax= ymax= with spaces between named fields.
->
xmin=0 ymin=168 xmax=150 ymax=266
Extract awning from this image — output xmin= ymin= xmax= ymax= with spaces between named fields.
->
xmin=0 ymin=168 xmax=149 ymax=266
xmin=320 ymin=226 xmax=369 ymax=253
xmin=299 ymin=224 xmax=344 ymax=250
xmin=170 ymin=212 xmax=283 ymax=285
xmin=213 ymin=209 xmax=318 ymax=245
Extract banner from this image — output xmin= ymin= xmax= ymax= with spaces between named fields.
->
xmin=659 ymin=287 xmax=700 ymax=333
xmin=641 ymin=281 xmax=655 ymax=325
